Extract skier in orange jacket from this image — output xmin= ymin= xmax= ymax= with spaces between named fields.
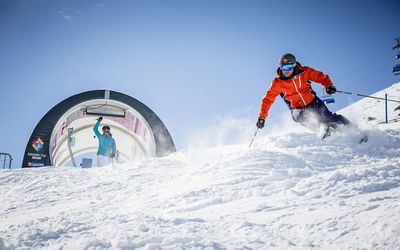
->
xmin=256 ymin=53 xmax=350 ymax=137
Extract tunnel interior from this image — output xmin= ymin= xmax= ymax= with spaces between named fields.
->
xmin=51 ymin=99 xmax=157 ymax=167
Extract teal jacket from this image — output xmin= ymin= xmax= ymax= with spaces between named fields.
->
xmin=93 ymin=120 xmax=116 ymax=157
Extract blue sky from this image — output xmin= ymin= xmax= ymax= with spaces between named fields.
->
xmin=0 ymin=0 xmax=399 ymax=167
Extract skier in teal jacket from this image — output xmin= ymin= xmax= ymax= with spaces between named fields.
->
xmin=93 ymin=117 xmax=116 ymax=166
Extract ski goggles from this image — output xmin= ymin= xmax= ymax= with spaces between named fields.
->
xmin=280 ymin=63 xmax=296 ymax=71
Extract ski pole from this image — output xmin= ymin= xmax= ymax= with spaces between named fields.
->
xmin=248 ymin=128 xmax=259 ymax=149
xmin=336 ymin=90 xmax=400 ymax=103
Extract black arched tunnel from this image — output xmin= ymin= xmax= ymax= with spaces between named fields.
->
xmin=22 ymin=90 xmax=175 ymax=167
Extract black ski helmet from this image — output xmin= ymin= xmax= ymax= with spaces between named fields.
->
xmin=102 ymin=125 xmax=110 ymax=131
xmin=279 ymin=53 xmax=296 ymax=65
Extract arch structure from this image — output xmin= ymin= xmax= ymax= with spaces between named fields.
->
xmin=22 ymin=90 xmax=175 ymax=168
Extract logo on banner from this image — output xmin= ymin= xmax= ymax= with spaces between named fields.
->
xmin=27 ymin=162 xmax=45 ymax=167
xmin=32 ymin=137 xmax=44 ymax=152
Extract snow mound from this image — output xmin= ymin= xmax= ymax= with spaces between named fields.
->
xmin=1 ymin=129 xmax=400 ymax=249
xmin=340 ymin=82 xmax=400 ymax=129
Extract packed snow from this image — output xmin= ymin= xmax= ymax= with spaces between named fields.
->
xmin=1 ymin=84 xmax=400 ymax=249
xmin=340 ymin=82 xmax=400 ymax=130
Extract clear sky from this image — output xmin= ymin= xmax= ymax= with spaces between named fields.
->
xmin=0 ymin=0 xmax=399 ymax=167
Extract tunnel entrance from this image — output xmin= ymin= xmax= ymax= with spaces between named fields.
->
xmin=22 ymin=90 xmax=175 ymax=167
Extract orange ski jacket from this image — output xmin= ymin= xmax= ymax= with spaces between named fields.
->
xmin=259 ymin=63 xmax=334 ymax=119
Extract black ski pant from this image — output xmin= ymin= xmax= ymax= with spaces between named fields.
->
xmin=291 ymin=96 xmax=350 ymax=130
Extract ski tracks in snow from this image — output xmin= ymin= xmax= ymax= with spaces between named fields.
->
xmin=1 ymin=129 xmax=400 ymax=249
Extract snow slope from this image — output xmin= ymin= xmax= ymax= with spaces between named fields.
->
xmin=1 ymin=85 xmax=400 ymax=249
xmin=340 ymin=82 xmax=400 ymax=130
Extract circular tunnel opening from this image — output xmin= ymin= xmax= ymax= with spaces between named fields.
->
xmin=50 ymin=99 xmax=156 ymax=167
xmin=22 ymin=90 xmax=175 ymax=168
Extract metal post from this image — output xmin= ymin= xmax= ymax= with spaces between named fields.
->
xmin=67 ymin=128 xmax=77 ymax=167
xmin=385 ymin=93 xmax=388 ymax=124
xmin=0 ymin=153 xmax=13 ymax=169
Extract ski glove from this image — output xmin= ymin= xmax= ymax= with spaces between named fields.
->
xmin=97 ymin=117 xmax=103 ymax=122
xmin=325 ymin=85 xmax=337 ymax=95
xmin=256 ymin=116 xmax=265 ymax=129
